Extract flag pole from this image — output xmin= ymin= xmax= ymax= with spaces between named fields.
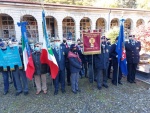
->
xmin=92 ymin=54 xmax=94 ymax=89
xmin=40 ymin=0 xmax=54 ymax=89
xmin=117 ymin=62 xmax=119 ymax=86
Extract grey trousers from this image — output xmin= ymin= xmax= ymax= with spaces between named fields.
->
xmin=71 ymin=72 xmax=79 ymax=92
xmin=96 ymin=69 xmax=108 ymax=87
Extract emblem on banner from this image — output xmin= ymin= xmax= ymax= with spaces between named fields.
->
xmin=89 ymin=38 xmax=95 ymax=48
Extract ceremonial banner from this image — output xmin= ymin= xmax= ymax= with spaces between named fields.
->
xmin=83 ymin=32 xmax=101 ymax=55
xmin=0 ymin=46 xmax=22 ymax=71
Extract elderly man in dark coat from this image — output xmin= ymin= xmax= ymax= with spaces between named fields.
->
xmin=94 ymin=36 xmax=110 ymax=90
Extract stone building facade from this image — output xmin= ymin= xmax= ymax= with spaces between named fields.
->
xmin=0 ymin=0 xmax=150 ymax=42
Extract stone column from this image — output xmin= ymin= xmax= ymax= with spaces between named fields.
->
xmin=37 ymin=17 xmax=43 ymax=43
xmin=57 ymin=20 xmax=63 ymax=41
xmin=75 ymin=19 xmax=80 ymax=41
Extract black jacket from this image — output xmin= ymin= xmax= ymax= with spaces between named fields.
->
xmin=94 ymin=44 xmax=110 ymax=69
xmin=125 ymin=41 xmax=141 ymax=64
xmin=32 ymin=51 xmax=48 ymax=75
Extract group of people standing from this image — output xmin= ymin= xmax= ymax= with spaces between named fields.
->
xmin=0 ymin=34 xmax=141 ymax=96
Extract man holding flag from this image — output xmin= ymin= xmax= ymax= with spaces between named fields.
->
xmin=110 ymin=19 xmax=128 ymax=85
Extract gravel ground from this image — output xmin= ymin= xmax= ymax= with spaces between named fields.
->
xmin=0 ymin=74 xmax=150 ymax=113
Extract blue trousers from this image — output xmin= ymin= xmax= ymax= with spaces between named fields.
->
xmin=54 ymin=70 xmax=65 ymax=91
xmin=12 ymin=68 xmax=28 ymax=93
xmin=2 ymin=71 xmax=9 ymax=92
xmin=71 ymin=72 xmax=79 ymax=92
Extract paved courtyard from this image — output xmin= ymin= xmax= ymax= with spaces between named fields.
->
xmin=0 ymin=74 xmax=150 ymax=113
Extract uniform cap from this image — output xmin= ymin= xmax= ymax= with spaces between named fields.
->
xmin=70 ymin=44 xmax=76 ymax=50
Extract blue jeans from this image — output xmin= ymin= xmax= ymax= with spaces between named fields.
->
xmin=2 ymin=71 xmax=9 ymax=92
xmin=71 ymin=72 xmax=79 ymax=92
xmin=54 ymin=70 xmax=65 ymax=91
xmin=12 ymin=68 xmax=28 ymax=92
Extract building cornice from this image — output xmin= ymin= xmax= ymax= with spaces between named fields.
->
xmin=0 ymin=0 xmax=150 ymax=13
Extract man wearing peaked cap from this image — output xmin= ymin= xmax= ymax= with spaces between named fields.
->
xmin=125 ymin=34 xmax=141 ymax=83
xmin=110 ymin=36 xmax=123 ymax=86
xmin=60 ymin=37 xmax=71 ymax=86
xmin=52 ymin=38 xmax=66 ymax=95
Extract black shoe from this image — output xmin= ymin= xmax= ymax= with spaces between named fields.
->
xmin=72 ymin=91 xmax=77 ymax=94
xmin=102 ymin=84 xmax=108 ymax=88
xmin=15 ymin=91 xmax=22 ymax=96
xmin=54 ymin=91 xmax=58 ymax=95
xmin=112 ymin=82 xmax=117 ymax=86
xmin=9 ymin=81 xmax=13 ymax=84
xmin=61 ymin=90 xmax=66 ymax=94
xmin=94 ymin=79 xmax=97 ymax=82
xmin=3 ymin=91 xmax=8 ymax=95
xmin=67 ymin=83 xmax=71 ymax=86
xmin=76 ymin=89 xmax=81 ymax=92
xmin=97 ymin=86 xmax=102 ymax=90
xmin=118 ymin=81 xmax=123 ymax=85
xmin=133 ymin=81 xmax=136 ymax=83
xmin=108 ymin=77 xmax=111 ymax=79
xmin=127 ymin=80 xmax=133 ymax=83
xmin=24 ymin=91 xmax=29 ymax=96
xmin=89 ymin=81 xmax=93 ymax=83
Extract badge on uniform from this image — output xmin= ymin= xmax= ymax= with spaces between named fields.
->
xmin=136 ymin=47 xmax=139 ymax=50
xmin=106 ymin=49 xmax=109 ymax=53
xmin=63 ymin=52 xmax=65 ymax=55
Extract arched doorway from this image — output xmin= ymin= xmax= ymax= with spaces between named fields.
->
xmin=62 ymin=16 xmax=75 ymax=41
xmin=80 ymin=17 xmax=92 ymax=38
xmin=96 ymin=18 xmax=106 ymax=35
xmin=110 ymin=18 xmax=119 ymax=28
xmin=21 ymin=15 xmax=38 ymax=42
xmin=136 ymin=19 xmax=144 ymax=27
xmin=46 ymin=16 xmax=57 ymax=38
xmin=0 ymin=14 xmax=15 ymax=39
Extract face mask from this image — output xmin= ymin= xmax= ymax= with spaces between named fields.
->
xmin=12 ymin=44 xmax=18 ymax=47
xmin=107 ymin=42 xmax=110 ymax=45
xmin=34 ymin=47 xmax=40 ymax=52
xmin=102 ymin=41 xmax=106 ymax=45
xmin=55 ymin=42 xmax=60 ymax=47
xmin=63 ymin=40 xmax=66 ymax=43
xmin=67 ymin=42 xmax=72 ymax=47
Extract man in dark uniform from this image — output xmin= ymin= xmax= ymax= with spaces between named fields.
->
xmin=106 ymin=38 xmax=112 ymax=79
xmin=60 ymin=37 xmax=71 ymax=86
xmin=53 ymin=39 xmax=66 ymax=95
xmin=94 ymin=36 xmax=110 ymax=89
xmin=125 ymin=35 xmax=141 ymax=83
xmin=110 ymin=37 xmax=122 ymax=85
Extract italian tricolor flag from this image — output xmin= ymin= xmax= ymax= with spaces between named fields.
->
xmin=22 ymin=38 xmax=35 ymax=80
xmin=40 ymin=38 xmax=59 ymax=79
xmin=40 ymin=10 xmax=59 ymax=79
xmin=18 ymin=21 xmax=35 ymax=80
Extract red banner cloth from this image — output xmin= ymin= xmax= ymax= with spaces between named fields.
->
xmin=83 ymin=32 xmax=101 ymax=55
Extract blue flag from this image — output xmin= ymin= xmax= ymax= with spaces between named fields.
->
xmin=116 ymin=19 xmax=128 ymax=76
